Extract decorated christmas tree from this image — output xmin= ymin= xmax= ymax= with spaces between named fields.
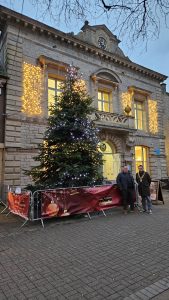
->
xmin=27 ymin=66 xmax=103 ymax=188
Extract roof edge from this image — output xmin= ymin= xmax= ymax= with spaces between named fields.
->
xmin=0 ymin=5 xmax=167 ymax=82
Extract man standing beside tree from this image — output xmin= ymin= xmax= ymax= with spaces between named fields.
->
xmin=136 ymin=165 xmax=152 ymax=214
xmin=116 ymin=166 xmax=135 ymax=214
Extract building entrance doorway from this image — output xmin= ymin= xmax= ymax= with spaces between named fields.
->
xmin=99 ymin=141 xmax=121 ymax=180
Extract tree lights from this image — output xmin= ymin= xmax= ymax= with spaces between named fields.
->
xmin=22 ymin=62 xmax=43 ymax=116
xmin=27 ymin=66 xmax=103 ymax=188
xmin=73 ymin=79 xmax=86 ymax=95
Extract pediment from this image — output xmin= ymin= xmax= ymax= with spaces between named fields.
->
xmin=76 ymin=21 xmax=127 ymax=58
xmin=91 ymin=68 xmax=121 ymax=86
xmin=95 ymin=69 xmax=121 ymax=83
xmin=81 ymin=22 xmax=119 ymax=43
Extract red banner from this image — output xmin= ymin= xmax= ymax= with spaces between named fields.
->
xmin=7 ymin=192 xmax=30 ymax=219
xmin=41 ymin=185 xmax=122 ymax=219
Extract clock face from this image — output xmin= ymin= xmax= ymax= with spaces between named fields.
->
xmin=98 ymin=37 xmax=107 ymax=49
xmin=100 ymin=142 xmax=106 ymax=152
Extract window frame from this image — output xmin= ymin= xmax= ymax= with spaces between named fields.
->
xmin=97 ymin=89 xmax=113 ymax=113
xmin=48 ymin=77 xmax=63 ymax=114
xmin=134 ymin=98 xmax=147 ymax=131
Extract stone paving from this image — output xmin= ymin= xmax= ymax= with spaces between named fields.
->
xmin=1 ymin=191 xmax=169 ymax=299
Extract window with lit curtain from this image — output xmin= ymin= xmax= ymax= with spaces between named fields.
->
xmin=134 ymin=100 xmax=146 ymax=130
xmin=48 ymin=78 xmax=63 ymax=113
xmin=98 ymin=90 xmax=112 ymax=113
xmin=135 ymin=146 xmax=149 ymax=172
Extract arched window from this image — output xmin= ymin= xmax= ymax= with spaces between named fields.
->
xmin=91 ymin=69 xmax=120 ymax=114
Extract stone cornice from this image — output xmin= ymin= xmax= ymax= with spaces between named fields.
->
xmin=0 ymin=4 xmax=167 ymax=83
xmin=128 ymin=86 xmax=153 ymax=95
xmin=38 ymin=55 xmax=69 ymax=71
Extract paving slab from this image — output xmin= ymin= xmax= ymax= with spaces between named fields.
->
xmin=151 ymin=288 xmax=169 ymax=299
xmin=0 ymin=190 xmax=169 ymax=299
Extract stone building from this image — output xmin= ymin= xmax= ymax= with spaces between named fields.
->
xmin=0 ymin=64 xmax=8 ymax=197
xmin=0 ymin=5 xmax=168 ymax=197
xmin=163 ymin=86 xmax=169 ymax=176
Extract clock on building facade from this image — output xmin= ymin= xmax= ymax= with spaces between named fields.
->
xmin=98 ymin=37 xmax=107 ymax=49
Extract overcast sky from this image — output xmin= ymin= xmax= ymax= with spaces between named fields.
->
xmin=1 ymin=0 xmax=169 ymax=91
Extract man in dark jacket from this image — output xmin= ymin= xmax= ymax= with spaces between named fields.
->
xmin=136 ymin=165 xmax=152 ymax=214
xmin=116 ymin=166 xmax=135 ymax=214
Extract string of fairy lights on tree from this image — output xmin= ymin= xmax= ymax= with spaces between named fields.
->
xmin=26 ymin=65 xmax=103 ymax=188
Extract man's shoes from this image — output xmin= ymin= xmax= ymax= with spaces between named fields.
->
xmin=148 ymin=209 xmax=152 ymax=214
xmin=142 ymin=209 xmax=147 ymax=213
xmin=130 ymin=210 xmax=135 ymax=213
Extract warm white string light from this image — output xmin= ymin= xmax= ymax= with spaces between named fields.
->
xmin=22 ymin=62 xmax=43 ymax=116
xmin=121 ymin=91 xmax=133 ymax=115
xmin=148 ymin=99 xmax=158 ymax=134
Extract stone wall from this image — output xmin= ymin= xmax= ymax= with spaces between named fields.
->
xmin=164 ymin=92 xmax=169 ymax=176
xmin=0 ymin=147 xmax=4 ymax=198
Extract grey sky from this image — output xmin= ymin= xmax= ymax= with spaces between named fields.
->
xmin=1 ymin=0 xmax=169 ymax=91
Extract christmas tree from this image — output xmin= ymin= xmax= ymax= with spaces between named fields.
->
xmin=27 ymin=66 xmax=103 ymax=188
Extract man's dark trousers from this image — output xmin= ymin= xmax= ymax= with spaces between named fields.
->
xmin=121 ymin=189 xmax=134 ymax=211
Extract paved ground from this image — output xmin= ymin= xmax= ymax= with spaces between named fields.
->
xmin=1 ymin=191 xmax=169 ymax=299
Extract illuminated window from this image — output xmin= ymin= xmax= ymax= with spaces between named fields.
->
xmin=135 ymin=146 xmax=149 ymax=172
xmin=48 ymin=78 xmax=63 ymax=112
xmin=98 ymin=90 xmax=112 ymax=113
xmin=134 ymin=100 xmax=146 ymax=130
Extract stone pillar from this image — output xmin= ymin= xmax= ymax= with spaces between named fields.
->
xmin=3 ymin=32 xmax=23 ymax=195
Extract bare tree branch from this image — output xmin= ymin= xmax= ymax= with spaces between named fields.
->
xmin=6 ymin=0 xmax=169 ymax=45
xmin=101 ymin=0 xmax=133 ymax=12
